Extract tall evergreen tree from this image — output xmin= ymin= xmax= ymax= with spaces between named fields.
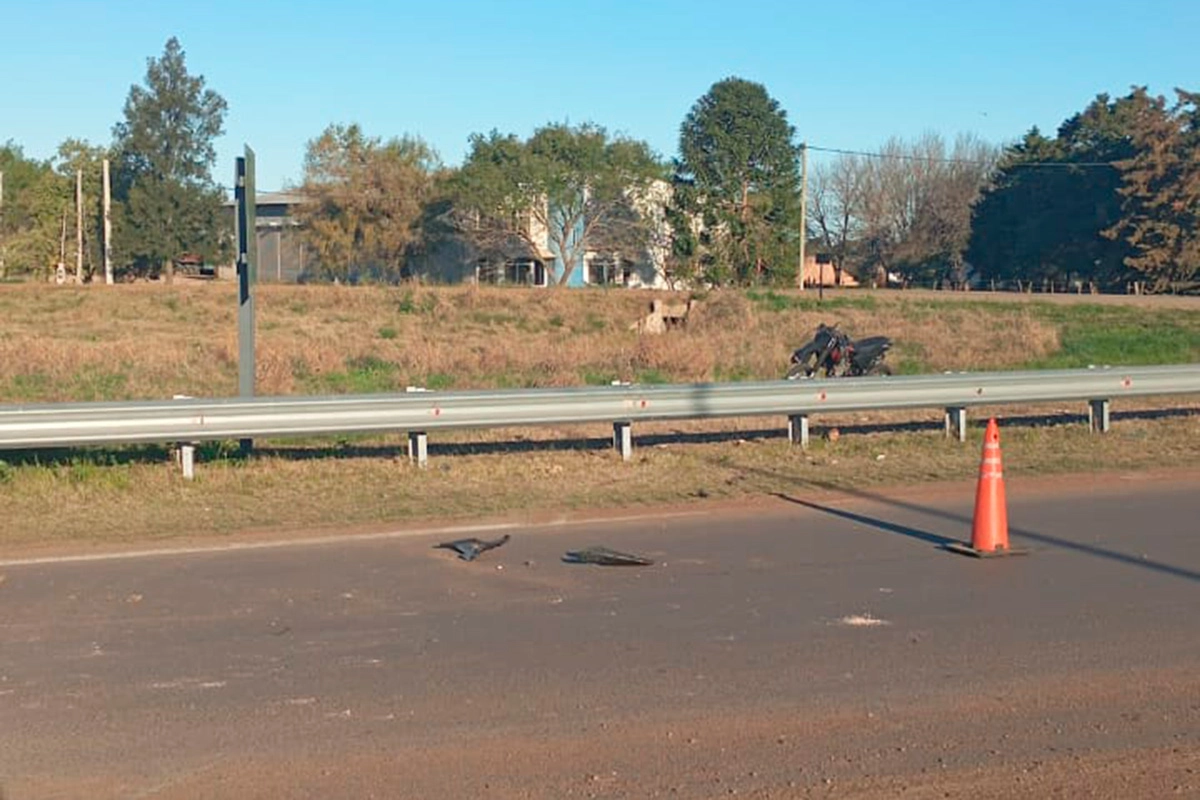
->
xmin=1105 ymin=88 xmax=1200 ymax=292
xmin=674 ymin=77 xmax=800 ymax=285
xmin=968 ymin=92 xmax=1145 ymax=290
xmin=111 ymin=37 xmax=227 ymax=281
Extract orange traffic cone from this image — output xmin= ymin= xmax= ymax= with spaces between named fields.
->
xmin=946 ymin=418 xmax=1028 ymax=558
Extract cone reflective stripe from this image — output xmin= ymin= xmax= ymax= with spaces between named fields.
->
xmin=946 ymin=418 xmax=1028 ymax=558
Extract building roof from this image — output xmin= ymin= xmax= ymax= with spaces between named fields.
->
xmin=222 ymin=190 xmax=310 ymax=207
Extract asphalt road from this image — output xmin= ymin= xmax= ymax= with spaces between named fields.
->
xmin=2 ymin=476 xmax=1199 ymax=799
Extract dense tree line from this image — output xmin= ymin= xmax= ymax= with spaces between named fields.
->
xmin=1 ymin=38 xmax=226 ymax=283
xmin=1 ymin=38 xmax=1195 ymax=293
xmin=968 ymin=89 xmax=1198 ymax=292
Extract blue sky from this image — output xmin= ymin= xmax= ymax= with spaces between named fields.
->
xmin=2 ymin=0 xmax=1196 ymax=191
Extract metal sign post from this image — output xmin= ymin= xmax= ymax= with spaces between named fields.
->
xmin=235 ymin=146 xmax=257 ymax=454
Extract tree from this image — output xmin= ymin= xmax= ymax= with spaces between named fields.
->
xmin=295 ymin=123 xmax=441 ymax=283
xmin=675 ymin=77 xmax=801 ymax=285
xmin=0 ymin=142 xmax=70 ymax=279
xmin=853 ymin=133 xmax=996 ymax=288
xmin=451 ymin=123 xmax=663 ymax=286
xmin=1104 ymin=88 xmax=1200 ymax=292
xmin=809 ymin=154 xmax=866 ymax=285
xmin=111 ymin=37 xmax=227 ymax=281
xmin=969 ymin=92 xmax=1145 ymax=291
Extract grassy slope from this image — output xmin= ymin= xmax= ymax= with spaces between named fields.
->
xmin=1 ymin=284 xmax=1198 ymax=550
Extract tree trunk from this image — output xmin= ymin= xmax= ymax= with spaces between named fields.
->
xmin=165 ymin=257 xmax=174 ymax=285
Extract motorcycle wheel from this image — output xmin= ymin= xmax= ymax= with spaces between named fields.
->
xmin=785 ymin=362 xmax=814 ymax=380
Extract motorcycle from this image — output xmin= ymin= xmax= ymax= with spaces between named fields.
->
xmin=785 ymin=323 xmax=893 ymax=380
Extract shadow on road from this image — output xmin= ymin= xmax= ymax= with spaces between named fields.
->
xmin=771 ymin=493 xmax=958 ymax=549
xmin=769 ymin=479 xmax=1200 ymax=584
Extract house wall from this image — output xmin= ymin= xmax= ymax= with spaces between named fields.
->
xmin=256 ymin=225 xmax=310 ymax=283
xmin=799 ymin=255 xmax=859 ymax=287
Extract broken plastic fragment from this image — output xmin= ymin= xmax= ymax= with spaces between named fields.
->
xmin=562 ymin=546 xmax=654 ymax=567
xmin=435 ymin=534 xmax=511 ymax=562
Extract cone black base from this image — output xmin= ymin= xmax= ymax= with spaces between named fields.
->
xmin=944 ymin=542 xmax=1030 ymax=558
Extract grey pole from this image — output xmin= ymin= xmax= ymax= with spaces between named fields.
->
xmin=235 ymin=147 xmax=258 ymax=454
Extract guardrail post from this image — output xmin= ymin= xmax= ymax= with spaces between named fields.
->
xmin=945 ymin=407 xmax=967 ymax=442
xmin=171 ymin=394 xmax=197 ymax=480
xmin=787 ymin=414 xmax=810 ymax=449
xmin=408 ymin=431 xmax=428 ymax=468
xmin=179 ymin=443 xmax=196 ymax=480
xmin=1088 ymin=399 xmax=1111 ymax=434
xmin=613 ymin=421 xmax=633 ymax=462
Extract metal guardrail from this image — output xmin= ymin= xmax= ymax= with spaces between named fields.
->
xmin=2 ymin=365 xmax=1199 ymax=463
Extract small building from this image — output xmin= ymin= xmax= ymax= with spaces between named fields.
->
xmin=222 ymin=190 xmax=312 ymax=282
xmin=799 ymin=254 xmax=859 ymax=288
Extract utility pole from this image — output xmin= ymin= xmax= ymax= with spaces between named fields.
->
xmin=0 ymin=170 xmax=5 ymax=279
xmin=75 ymin=169 xmax=84 ymax=283
xmin=798 ymin=142 xmax=807 ymax=293
xmin=102 ymin=159 xmax=113 ymax=285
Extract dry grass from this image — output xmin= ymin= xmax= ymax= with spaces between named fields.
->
xmin=0 ymin=282 xmax=1064 ymax=401
xmin=1 ymin=282 xmax=1198 ymax=551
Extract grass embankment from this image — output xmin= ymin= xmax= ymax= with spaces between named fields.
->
xmin=1 ymin=283 xmax=1198 ymax=551
xmin=0 ymin=284 xmax=1069 ymax=399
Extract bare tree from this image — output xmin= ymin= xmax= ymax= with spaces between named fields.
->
xmin=808 ymin=154 xmax=866 ymax=284
xmin=852 ymin=133 xmax=998 ymax=287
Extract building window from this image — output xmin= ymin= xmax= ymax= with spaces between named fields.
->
xmin=588 ymin=256 xmax=622 ymax=286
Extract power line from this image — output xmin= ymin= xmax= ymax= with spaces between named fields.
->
xmin=805 ymin=143 xmax=1120 ymax=169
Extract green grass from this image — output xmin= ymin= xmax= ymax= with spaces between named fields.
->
xmin=578 ymin=312 xmax=609 ymax=333
xmin=581 ymin=370 xmax=622 ymax=386
xmin=303 ymin=354 xmax=400 ymax=394
xmin=746 ymin=289 xmax=879 ymax=313
xmin=712 ymin=364 xmax=756 ymax=382
xmin=73 ymin=368 xmax=130 ymax=401
xmin=889 ymin=343 xmax=928 ymax=376
xmin=897 ymin=298 xmax=1200 ymax=369
xmin=1020 ymin=303 xmax=1200 ymax=368
xmin=4 ymin=373 xmax=52 ymax=402
xmin=396 ymin=292 xmax=417 ymax=314
xmin=396 ymin=291 xmax=439 ymax=315
xmin=468 ymin=311 xmax=520 ymax=327
xmin=635 ymin=368 xmax=670 ymax=384
xmin=424 ymin=372 xmax=455 ymax=390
